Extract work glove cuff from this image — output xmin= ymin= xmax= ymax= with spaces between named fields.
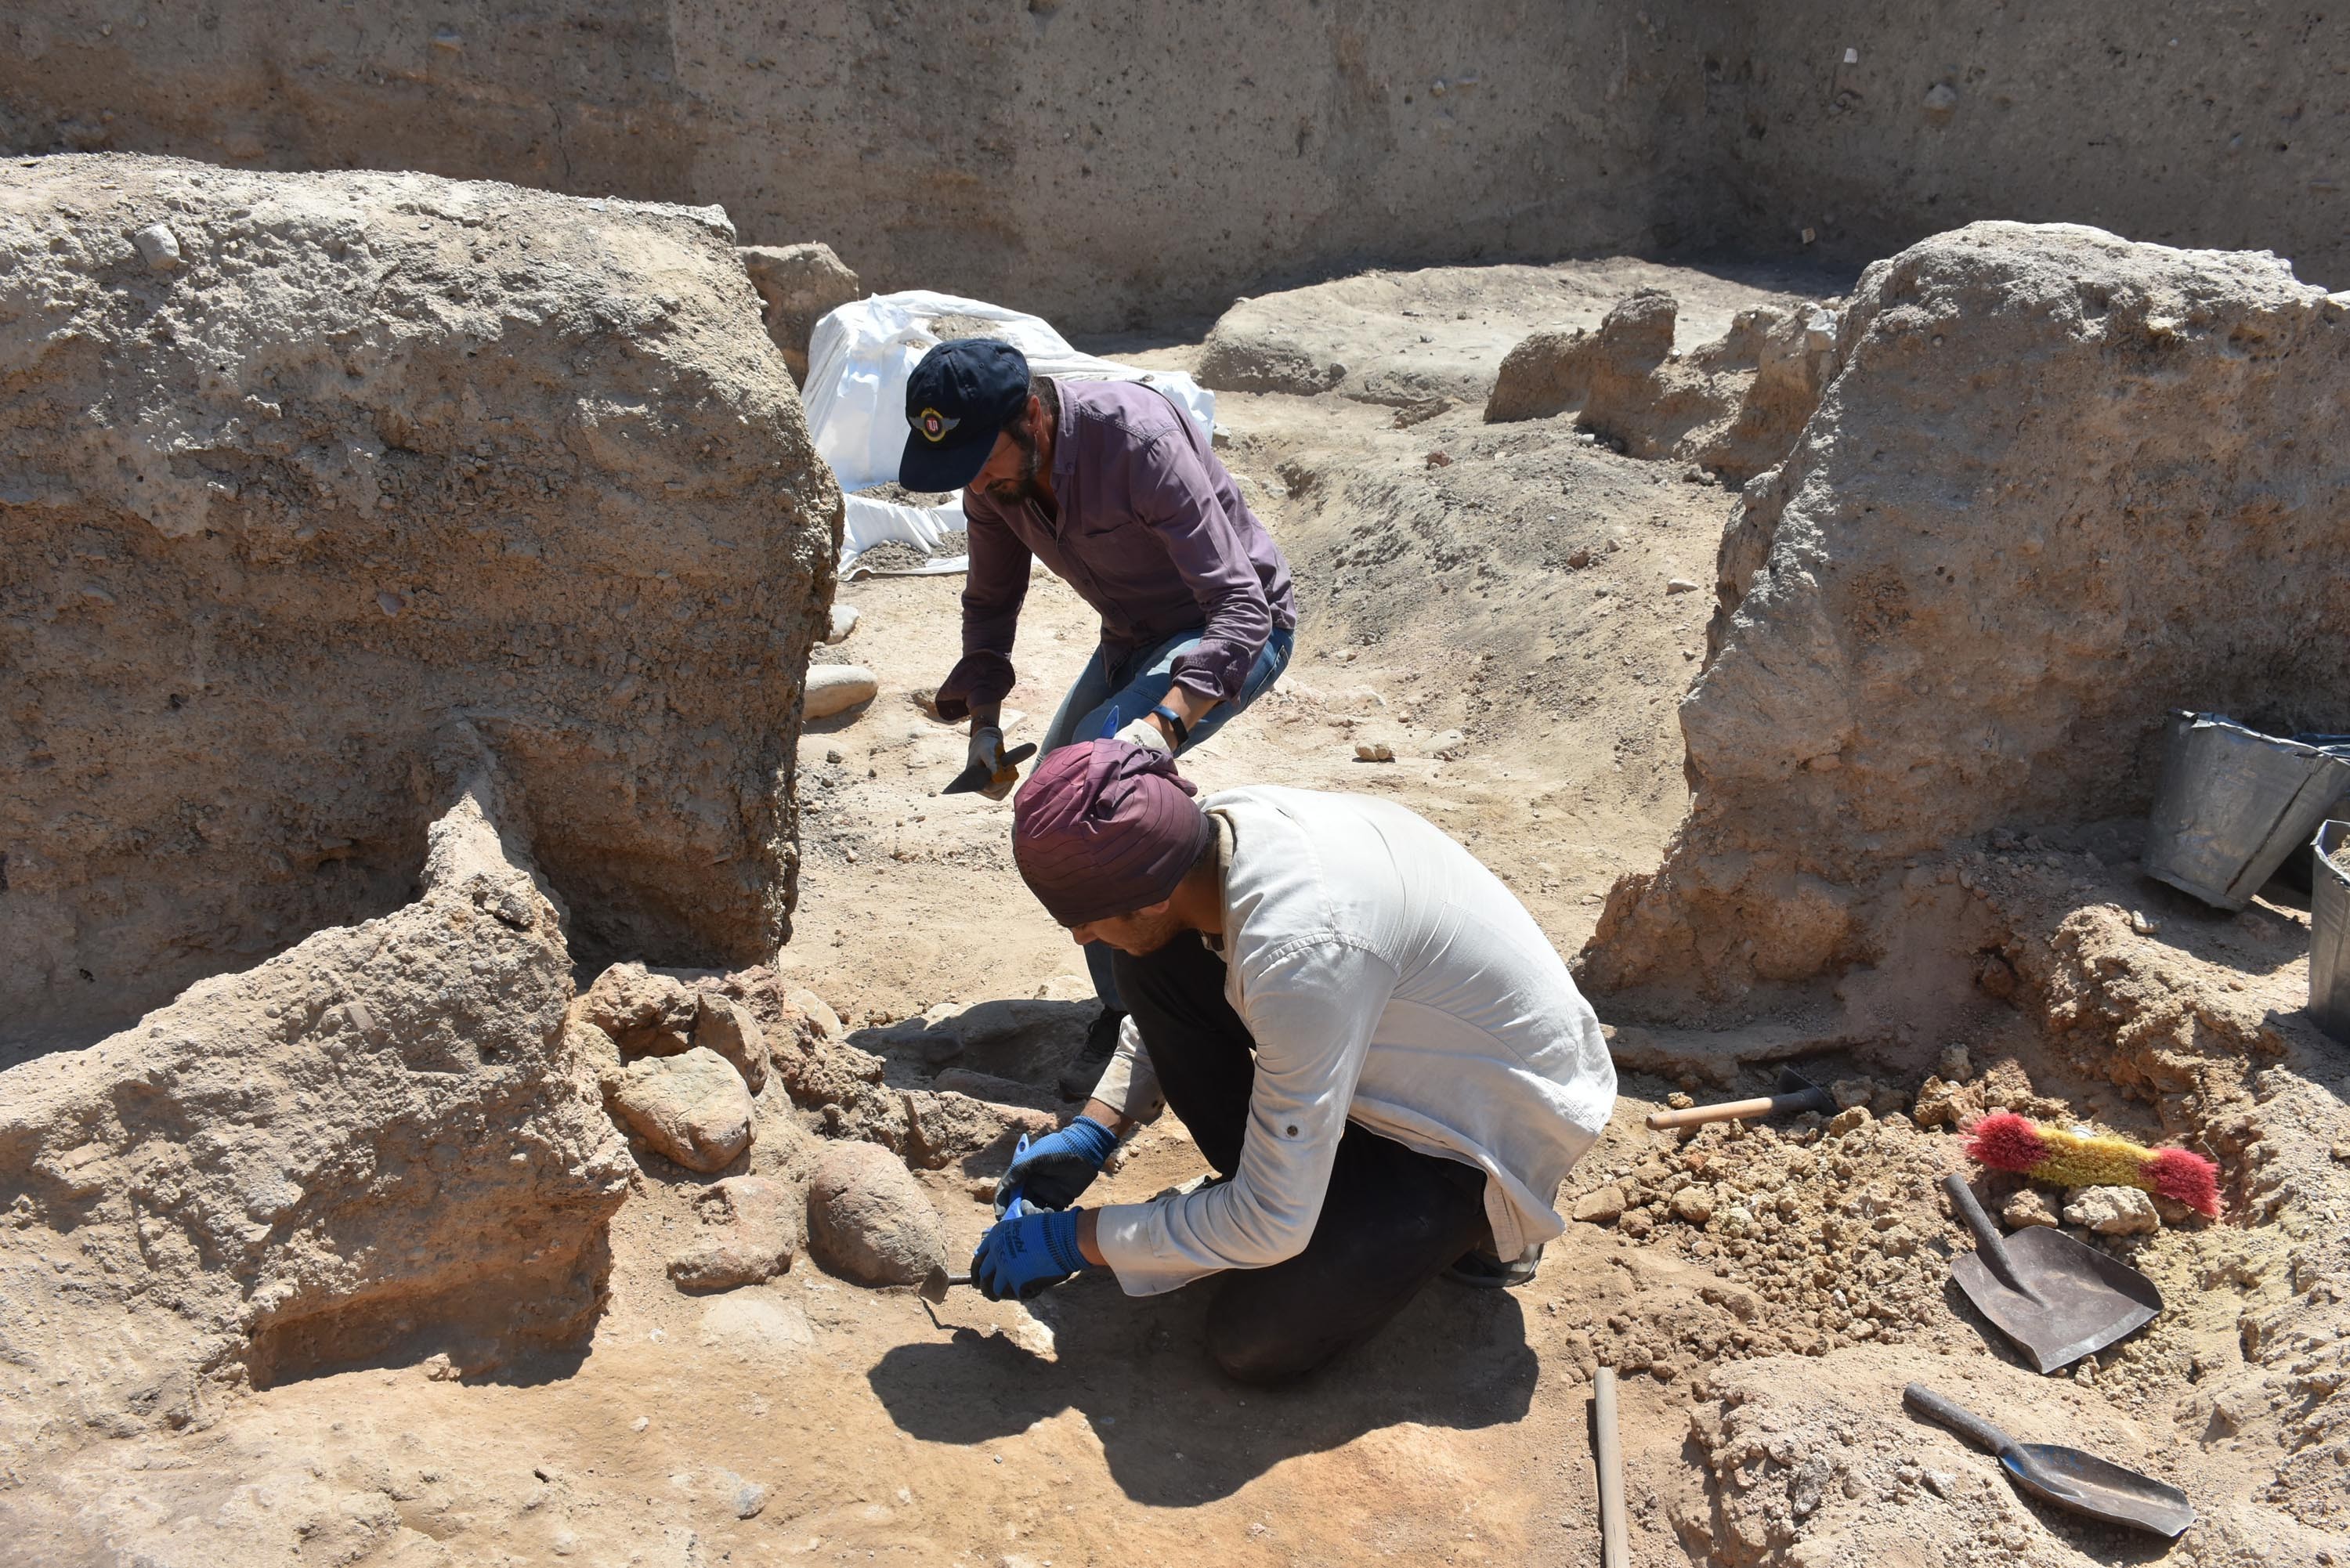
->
xmin=1060 ymin=1114 xmax=1119 ymax=1170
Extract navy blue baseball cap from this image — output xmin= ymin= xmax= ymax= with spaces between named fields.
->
xmin=899 ymin=338 xmax=1032 ymax=492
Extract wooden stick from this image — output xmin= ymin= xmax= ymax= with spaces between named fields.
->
xmin=1643 ymin=1093 xmax=1777 ymax=1131
xmin=1593 ymin=1366 xmax=1629 ymax=1568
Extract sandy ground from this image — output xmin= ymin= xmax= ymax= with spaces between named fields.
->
xmin=7 ymin=258 xmax=2341 ymax=1567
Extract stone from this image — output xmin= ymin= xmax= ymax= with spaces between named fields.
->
xmin=1588 ymin=224 xmax=2350 ymax=1007
xmin=131 ymin=221 xmax=181 ymax=269
xmin=1573 ymin=1186 xmax=1627 ymax=1224
xmin=609 ymin=1049 xmax=756 ymax=1173
xmin=2062 ymin=1185 xmax=2160 ymax=1236
xmin=1670 ymin=1187 xmax=1716 ymax=1225
xmin=2 ymin=159 xmax=837 ymax=1048
xmin=1826 ymin=1106 xmax=1872 ymax=1136
xmin=826 ymin=603 xmax=862 ymax=644
xmin=739 ymin=242 xmax=862 ymax=383
xmin=1485 ymin=291 xmax=1838 ymax=484
xmin=1830 ymin=1077 xmax=1876 ymax=1111
xmin=1937 ymin=1045 xmax=1972 ymax=1082
xmin=1354 ymin=741 xmax=1396 ymax=762
xmin=2001 ymin=1188 xmax=2060 ymax=1228
xmin=806 ymin=1140 xmax=948 ymax=1287
xmin=1667 ymin=577 xmax=1701 ymax=594
xmin=805 ymin=664 xmax=879 ymax=719
xmin=584 ymin=963 xmax=701 ymax=1057
xmin=693 ymin=993 xmax=769 ymax=1096
xmin=0 ymin=768 xmax=631 ymax=1445
xmin=714 ymin=1469 xmax=771 ymax=1520
xmin=667 ymin=1175 xmax=797 ymax=1292
xmin=1619 ymin=1209 xmax=1656 ymax=1240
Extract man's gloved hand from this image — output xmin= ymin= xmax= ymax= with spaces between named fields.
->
xmin=994 ymin=1117 xmax=1119 ymax=1217
xmin=971 ymin=1199 xmax=1093 ymax=1301
xmin=966 ymin=724 xmax=1021 ymax=800
xmin=1112 ymin=715 xmax=1173 ymax=756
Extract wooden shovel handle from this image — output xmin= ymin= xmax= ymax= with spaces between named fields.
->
xmin=1645 ymin=1093 xmax=1778 ymax=1130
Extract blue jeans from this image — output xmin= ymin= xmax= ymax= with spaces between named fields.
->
xmin=1039 ymin=625 xmax=1293 ymax=1010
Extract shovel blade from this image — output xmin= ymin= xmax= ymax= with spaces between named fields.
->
xmin=1950 ymin=1225 xmax=2162 ymax=1372
xmin=2005 ymin=1443 xmax=2196 ymax=1538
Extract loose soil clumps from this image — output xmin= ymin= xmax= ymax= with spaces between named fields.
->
xmin=0 ymin=155 xmax=839 ymax=1049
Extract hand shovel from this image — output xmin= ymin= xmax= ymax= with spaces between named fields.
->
xmin=1904 ymin=1384 xmax=2195 ymax=1537
xmin=1942 ymin=1173 xmax=2161 ymax=1373
xmin=942 ymin=742 xmax=1036 ymax=796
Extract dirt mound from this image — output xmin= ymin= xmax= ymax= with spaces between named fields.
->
xmin=0 ymin=765 xmax=631 ymax=1449
xmin=1486 ymin=290 xmax=1841 ymax=484
xmin=0 ymin=155 xmax=839 ymax=1049
xmin=1585 ymin=222 xmax=2350 ymax=1010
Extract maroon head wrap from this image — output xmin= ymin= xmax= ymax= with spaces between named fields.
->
xmin=1012 ymin=741 xmax=1212 ymax=926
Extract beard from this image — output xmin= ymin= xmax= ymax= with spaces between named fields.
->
xmin=985 ymin=423 xmax=1049 ymax=505
xmin=1099 ymin=905 xmax=1188 ymax=956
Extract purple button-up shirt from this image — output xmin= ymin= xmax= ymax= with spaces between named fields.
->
xmin=934 ymin=380 xmax=1296 ymax=719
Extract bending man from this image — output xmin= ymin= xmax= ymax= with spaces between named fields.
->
xmin=899 ymin=338 xmax=1297 ymax=1093
xmin=967 ymin=742 xmax=1618 ymax=1383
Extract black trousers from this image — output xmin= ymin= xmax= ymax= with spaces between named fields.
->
xmin=1114 ymin=934 xmax=1489 ymax=1385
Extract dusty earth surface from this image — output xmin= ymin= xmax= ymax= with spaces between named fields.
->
xmin=5 ymin=251 xmax=2348 ymax=1568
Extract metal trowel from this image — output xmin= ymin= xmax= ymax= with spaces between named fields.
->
xmin=942 ymin=742 xmax=1036 ymax=796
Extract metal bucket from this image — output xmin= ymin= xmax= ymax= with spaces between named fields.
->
xmin=2313 ymin=821 xmax=2350 ymax=1045
xmin=2142 ymin=712 xmax=2350 ymax=911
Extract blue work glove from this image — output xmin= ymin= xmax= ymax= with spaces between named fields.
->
xmin=994 ymin=1116 xmax=1119 ymax=1217
xmin=971 ymin=1197 xmax=1094 ymax=1302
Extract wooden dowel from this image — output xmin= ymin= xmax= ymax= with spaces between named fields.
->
xmin=1644 ymin=1094 xmax=1776 ymax=1130
xmin=1594 ymin=1366 xmax=1629 ymax=1568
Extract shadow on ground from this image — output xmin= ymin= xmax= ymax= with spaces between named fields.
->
xmin=867 ymin=1270 xmax=1536 ymax=1505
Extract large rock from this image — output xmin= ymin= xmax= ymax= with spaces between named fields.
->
xmin=739 ymin=243 xmax=862 ymax=384
xmin=608 ymin=1049 xmax=755 ymax=1173
xmin=0 ymin=768 xmax=632 ymax=1447
xmin=0 ymin=155 xmax=840 ymax=1049
xmin=1585 ymin=224 xmax=2350 ymax=1007
xmin=1485 ymin=291 xmax=1838 ymax=484
xmin=805 ymin=1140 xmax=946 ymax=1288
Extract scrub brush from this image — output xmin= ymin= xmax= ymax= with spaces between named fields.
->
xmin=1964 ymin=1111 xmax=2221 ymax=1218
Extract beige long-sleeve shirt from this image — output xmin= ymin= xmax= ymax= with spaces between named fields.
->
xmin=1089 ymin=786 xmax=1618 ymax=1296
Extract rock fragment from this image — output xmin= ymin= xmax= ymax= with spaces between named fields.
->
xmin=902 ymin=1091 xmax=1058 ymax=1172
xmin=585 ymin=962 xmax=701 ymax=1056
xmin=693 ymin=992 xmax=769 ymax=1095
xmin=1573 ymin=1186 xmax=1626 ymax=1224
xmin=668 ymin=1175 xmax=797 ymax=1291
xmin=131 ymin=222 xmax=182 ymax=269
xmin=806 ymin=664 xmax=879 ymax=719
xmin=2061 ymin=1185 xmax=2159 ymax=1235
xmin=826 ymin=603 xmax=862 ymax=643
xmin=609 ymin=1048 xmax=756 ymax=1172
xmin=1670 ymin=1187 xmax=1716 ymax=1225
xmin=1354 ymin=741 xmax=1395 ymax=762
xmin=2001 ymin=1188 xmax=2060 ymax=1229
xmin=806 ymin=1140 xmax=947 ymax=1286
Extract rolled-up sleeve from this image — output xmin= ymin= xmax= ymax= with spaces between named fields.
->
xmin=1086 ymin=1013 xmax=1166 ymax=1123
xmin=1127 ymin=432 xmax=1272 ymax=706
xmin=934 ymin=489 xmax=1031 ymax=720
xmin=1092 ymin=938 xmax=1397 ymax=1295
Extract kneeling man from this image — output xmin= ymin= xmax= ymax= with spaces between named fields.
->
xmin=969 ymin=741 xmax=1617 ymax=1382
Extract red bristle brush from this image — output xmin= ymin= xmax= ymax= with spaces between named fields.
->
xmin=1964 ymin=1111 xmax=2221 ymax=1218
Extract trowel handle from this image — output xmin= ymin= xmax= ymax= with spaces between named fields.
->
xmin=1942 ymin=1172 xmax=2034 ymax=1297
xmin=1903 ymin=1384 xmax=2017 ymax=1458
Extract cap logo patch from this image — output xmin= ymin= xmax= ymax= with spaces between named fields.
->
xmin=916 ymin=406 xmax=960 ymax=443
